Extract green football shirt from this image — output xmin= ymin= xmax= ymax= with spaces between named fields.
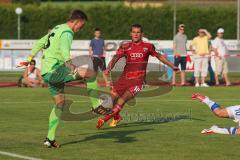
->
xmin=30 ymin=23 xmax=74 ymax=75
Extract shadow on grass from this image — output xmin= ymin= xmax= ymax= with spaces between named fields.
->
xmin=62 ymin=116 xmax=205 ymax=146
xmin=61 ymin=128 xmax=152 ymax=146
xmin=113 ymin=116 xmax=205 ymax=129
xmin=68 ymin=114 xmax=201 ymax=135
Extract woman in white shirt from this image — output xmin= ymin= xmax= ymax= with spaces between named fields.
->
xmin=23 ymin=60 xmax=43 ymax=87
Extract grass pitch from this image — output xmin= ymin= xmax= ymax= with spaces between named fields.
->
xmin=0 ymin=87 xmax=240 ymax=160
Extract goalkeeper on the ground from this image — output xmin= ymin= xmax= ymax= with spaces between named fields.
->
xmin=192 ymin=93 xmax=240 ymax=135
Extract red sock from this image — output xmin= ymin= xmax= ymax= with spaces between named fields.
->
xmin=103 ymin=104 xmax=123 ymax=122
xmin=114 ymin=113 xmax=121 ymax=120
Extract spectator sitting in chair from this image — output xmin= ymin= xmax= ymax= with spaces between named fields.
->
xmin=22 ymin=60 xmax=43 ymax=87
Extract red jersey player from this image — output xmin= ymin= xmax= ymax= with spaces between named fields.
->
xmin=96 ymin=24 xmax=180 ymax=128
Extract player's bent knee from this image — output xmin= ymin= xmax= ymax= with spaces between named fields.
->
xmin=117 ymin=97 xmax=126 ymax=106
xmin=110 ymin=91 xmax=119 ymax=98
xmin=213 ymin=110 xmax=223 ymax=117
xmin=54 ymin=94 xmax=65 ymax=107
xmin=77 ymin=67 xmax=96 ymax=79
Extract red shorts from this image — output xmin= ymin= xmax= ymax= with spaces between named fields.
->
xmin=112 ymin=78 xmax=144 ymax=97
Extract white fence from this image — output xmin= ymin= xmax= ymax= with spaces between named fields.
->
xmin=0 ymin=40 xmax=239 ymax=72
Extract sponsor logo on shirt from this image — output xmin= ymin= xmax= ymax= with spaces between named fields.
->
xmin=130 ymin=53 xmax=144 ymax=58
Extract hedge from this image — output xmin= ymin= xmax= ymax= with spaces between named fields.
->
xmin=0 ymin=4 xmax=237 ymax=40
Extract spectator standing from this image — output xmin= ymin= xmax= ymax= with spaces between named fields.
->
xmin=212 ymin=28 xmax=231 ymax=86
xmin=172 ymin=24 xmax=187 ymax=86
xmin=190 ymin=29 xmax=212 ymax=87
xmin=89 ymin=28 xmax=108 ymax=86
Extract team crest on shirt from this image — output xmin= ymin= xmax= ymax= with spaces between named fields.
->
xmin=143 ymin=47 xmax=148 ymax=52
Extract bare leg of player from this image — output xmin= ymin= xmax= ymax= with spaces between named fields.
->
xmin=109 ymin=91 xmax=123 ymax=127
xmin=201 ymin=126 xmax=240 ymax=135
xmin=102 ymin=72 xmax=109 ymax=86
xmin=75 ymin=67 xmax=96 ymax=79
xmin=192 ymin=93 xmax=229 ymax=118
xmin=96 ymin=90 xmax=133 ymax=128
xmin=109 ymin=90 xmax=119 ymax=108
xmin=192 ymin=93 xmax=240 ymax=135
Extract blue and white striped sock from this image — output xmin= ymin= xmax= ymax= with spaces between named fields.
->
xmin=227 ymin=127 xmax=237 ymax=135
xmin=202 ymin=97 xmax=220 ymax=111
xmin=211 ymin=126 xmax=237 ymax=135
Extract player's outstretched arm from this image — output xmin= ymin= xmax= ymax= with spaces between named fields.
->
xmin=17 ymin=34 xmax=48 ymax=68
xmin=104 ymin=54 xmax=122 ymax=75
xmin=30 ymin=34 xmax=49 ymax=59
xmin=156 ymin=54 xmax=179 ymax=72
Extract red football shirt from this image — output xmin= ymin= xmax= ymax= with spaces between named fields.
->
xmin=115 ymin=41 xmax=159 ymax=84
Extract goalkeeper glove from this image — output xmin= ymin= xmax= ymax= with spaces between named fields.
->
xmin=27 ymin=55 xmax=33 ymax=63
xmin=16 ymin=55 xmax=33 ymax=68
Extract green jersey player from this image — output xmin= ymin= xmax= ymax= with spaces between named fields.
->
xmin=25 ymin=9 xmax=94 ymax=148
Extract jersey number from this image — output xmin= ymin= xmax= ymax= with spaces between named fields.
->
xmin=235 ymin=109 xmax=240 ymax=116
xmin=44 ymin=32 xmax=55 ymax=49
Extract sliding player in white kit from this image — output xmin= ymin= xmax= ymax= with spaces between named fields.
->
xmin=192 ymin=93 xmax=240 ymax=135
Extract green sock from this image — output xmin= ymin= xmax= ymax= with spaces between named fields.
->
xmin=47 ymin=105 xmax=61 ymax=141
xmin=87 ymin=77 xmax=101 ymax=109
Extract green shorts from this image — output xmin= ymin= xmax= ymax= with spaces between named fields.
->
xmin=42 ymin=65 xmax=75 ymax=96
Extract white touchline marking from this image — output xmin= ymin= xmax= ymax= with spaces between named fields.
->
xmin=0 ymin=151 xmax=43 ymax=160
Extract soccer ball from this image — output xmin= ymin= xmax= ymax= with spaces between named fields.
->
xmin=99 ymin=94 xmax=113 ymax=109
xmin=72 ymin=55 xmax=96 ymax=79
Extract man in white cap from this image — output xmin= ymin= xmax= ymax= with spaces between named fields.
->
xmin=212 ymin=28 xmax=231 ymax=86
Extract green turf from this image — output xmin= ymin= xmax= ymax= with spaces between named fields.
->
xmin=0 ymin=72 xmax=22 ymax=83
xmin=0 ymin=87 xmax=240 ymax=160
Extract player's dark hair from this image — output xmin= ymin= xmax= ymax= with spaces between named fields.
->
xmin=30 ymin=59 xmax=36 ymax=65
xmin=95 ymin=28 xmax=101 ymax=32
xmin=69 ymin=9 xmax=88 ymax=21
xmin=130 ymin=24 xmax=143 ymax=32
